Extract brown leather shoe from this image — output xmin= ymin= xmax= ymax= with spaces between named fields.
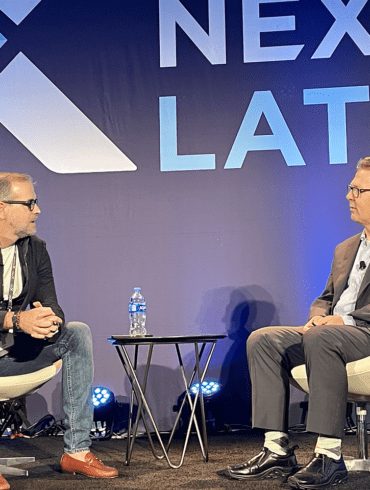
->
xmin=0 ymin=474 xmax=10 ymax=490
xmin=60 ymin=452 xmax=118 ymax=478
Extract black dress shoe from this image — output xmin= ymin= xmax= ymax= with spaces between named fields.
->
xmin=288 ymin=453 xmax=348 ymax=489
xmin=227 ymin=445 xmax=299 ymax=480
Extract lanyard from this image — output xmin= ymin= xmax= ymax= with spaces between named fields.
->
xmin=0 ymin=246 xmax=18 ymax=312
xmin=7 ymin=246 xmax=18 ymax=312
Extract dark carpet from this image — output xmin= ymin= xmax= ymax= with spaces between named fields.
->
xmin=1 ymin=430 xmax=370 ymax=489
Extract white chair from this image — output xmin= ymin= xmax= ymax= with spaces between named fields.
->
xmin=291 ymin=357 xmax=370 ymax=472
xmin=0 ymin=360 xmax=62 ymax=477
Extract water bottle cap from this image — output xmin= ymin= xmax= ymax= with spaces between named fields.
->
xmin=133 ymin=287 xmax=141 ymax=292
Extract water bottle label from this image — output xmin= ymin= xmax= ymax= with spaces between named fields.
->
xmin=129 ymin=304 xmax=146 ymax=313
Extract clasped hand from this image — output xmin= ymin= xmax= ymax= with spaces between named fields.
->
xmin=19 ymin=302 xmax=63 ymax=339
xmin=302 ymin=315 xmax=344 ymax=332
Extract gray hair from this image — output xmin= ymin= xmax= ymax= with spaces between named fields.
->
xmin=0 ymin=173 xmax=34 ymax=201
xmin=356 ymin=157 xmax=370 ymax=170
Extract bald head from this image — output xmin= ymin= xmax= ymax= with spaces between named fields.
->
xmin=356 ymin=157 xmax=370 ymax=171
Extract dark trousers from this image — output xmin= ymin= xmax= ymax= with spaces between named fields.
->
xmin=247 ymin=324 xmax=370 ymax=438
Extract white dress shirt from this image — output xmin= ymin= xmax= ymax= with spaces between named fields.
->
xmin=333 ymin=230 xmax=370 ymax=325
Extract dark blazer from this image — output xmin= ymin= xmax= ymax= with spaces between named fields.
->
xmin=0 ymin=235 xmax=65 ymax=354
xmin=309 ymin=232 xmax=370 ymax=327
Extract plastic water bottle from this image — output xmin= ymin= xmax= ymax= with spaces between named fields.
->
xmin=129 ymin=287 xmax=147 ymax=336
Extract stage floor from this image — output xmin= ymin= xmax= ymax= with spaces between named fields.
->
xmin=0 ymin=430 xmax=369 ymax=489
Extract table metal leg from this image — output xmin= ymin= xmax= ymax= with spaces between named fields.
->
xmin=166 ymin=341 xmax=217 ymax=465
xmin=194 ymin=341 xmax=209 ymax=461
xmin=115 ymin=344 xmax=164 ymax=464
xmin=118 ymin=344 xmax=180 ymax=465
xmin=126 ymin=344 xmax=162 ymax=461
xmin=126 ymin=344 xmax=138 ymax=463
xmin=167 ymin=343 xmax=206 ymax=448
xmin=114 ymin=339 xmax=217 ymax=468
xmin=168 ymin=344 xmax=206 ymax=457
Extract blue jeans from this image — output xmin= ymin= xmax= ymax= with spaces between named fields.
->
xmin=0 ymin=322 xmax=94 ymax=453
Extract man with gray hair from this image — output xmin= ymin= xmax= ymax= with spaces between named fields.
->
xmin=228 ymin=157 xmax=370 ymax=489
xmin=0 ymin=173 xmax=118 ymax=489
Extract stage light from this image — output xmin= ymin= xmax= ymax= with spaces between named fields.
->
xmin=91 ymin=387 xmax=115 ymax=440
xmin=190 ymin=381 xmax=221 ymax=397
xmin=93 ymin=387 xmax=114 ymax=407
xmin=174 ymin=380 xmax=222 ymax=434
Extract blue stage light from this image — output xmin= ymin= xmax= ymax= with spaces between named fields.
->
xmin=190 ymin=381 xmax=221 ymax=397
xmin=91 ymin=387 xmax=115 ymax=440
xmin=174 ymin=380 xmax=222 ymax=434
xmin=92 ymin=387 xmax=114 ymax=408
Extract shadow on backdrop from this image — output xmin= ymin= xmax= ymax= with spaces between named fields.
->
xmin=186 ymin=286 xmax=280 ymax=430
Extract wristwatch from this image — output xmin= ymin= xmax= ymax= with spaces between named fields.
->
xmin=11 ymin=311 xmax=21 ymax=330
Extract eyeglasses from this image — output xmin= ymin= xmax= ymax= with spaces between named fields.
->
xmin=2 ymin=199 xmax=38 ymax=211
xmin=347 ymin=185 xmax=370 ymax=198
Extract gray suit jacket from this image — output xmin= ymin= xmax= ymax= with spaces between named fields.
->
xmin=309 ymin=233 xmax=370 ymax=327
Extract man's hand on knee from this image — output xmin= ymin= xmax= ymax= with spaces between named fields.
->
xmin=17 ymin=303 xmax=62 ymax=339
xmin=319 ymin=315 xmax=344 ymax=325
xmin=303 ymin=315 xmax=344 ymax=331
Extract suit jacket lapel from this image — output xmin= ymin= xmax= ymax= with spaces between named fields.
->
xmin=333 ymin=234 xmax=361 ymax=306
xmin=358 ymin=241 xmax=370 ymax=300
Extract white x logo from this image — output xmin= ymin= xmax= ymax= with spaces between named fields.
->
xmin=0 ymin=0 xmax=137 ymax=173
xmin=1 ymin=0 xmax=42 ymax=25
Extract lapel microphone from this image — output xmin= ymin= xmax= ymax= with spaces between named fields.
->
xmin=360 ymin=261 xmax=367 ymax=270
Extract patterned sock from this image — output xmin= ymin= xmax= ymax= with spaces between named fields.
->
xmin=315 ymin=436 xmax=342 ymax=460
xmin=264 ymin=431 xmax=290 ymax=455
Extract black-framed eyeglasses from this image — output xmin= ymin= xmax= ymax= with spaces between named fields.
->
xmin=347 ymin=185 xmax=370 ymax=198
xmin=2 ymin=199 xmax=38 ymax=211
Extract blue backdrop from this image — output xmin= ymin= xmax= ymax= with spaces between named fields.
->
xmin=1 ymin=0 xmax=369 ymax=428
